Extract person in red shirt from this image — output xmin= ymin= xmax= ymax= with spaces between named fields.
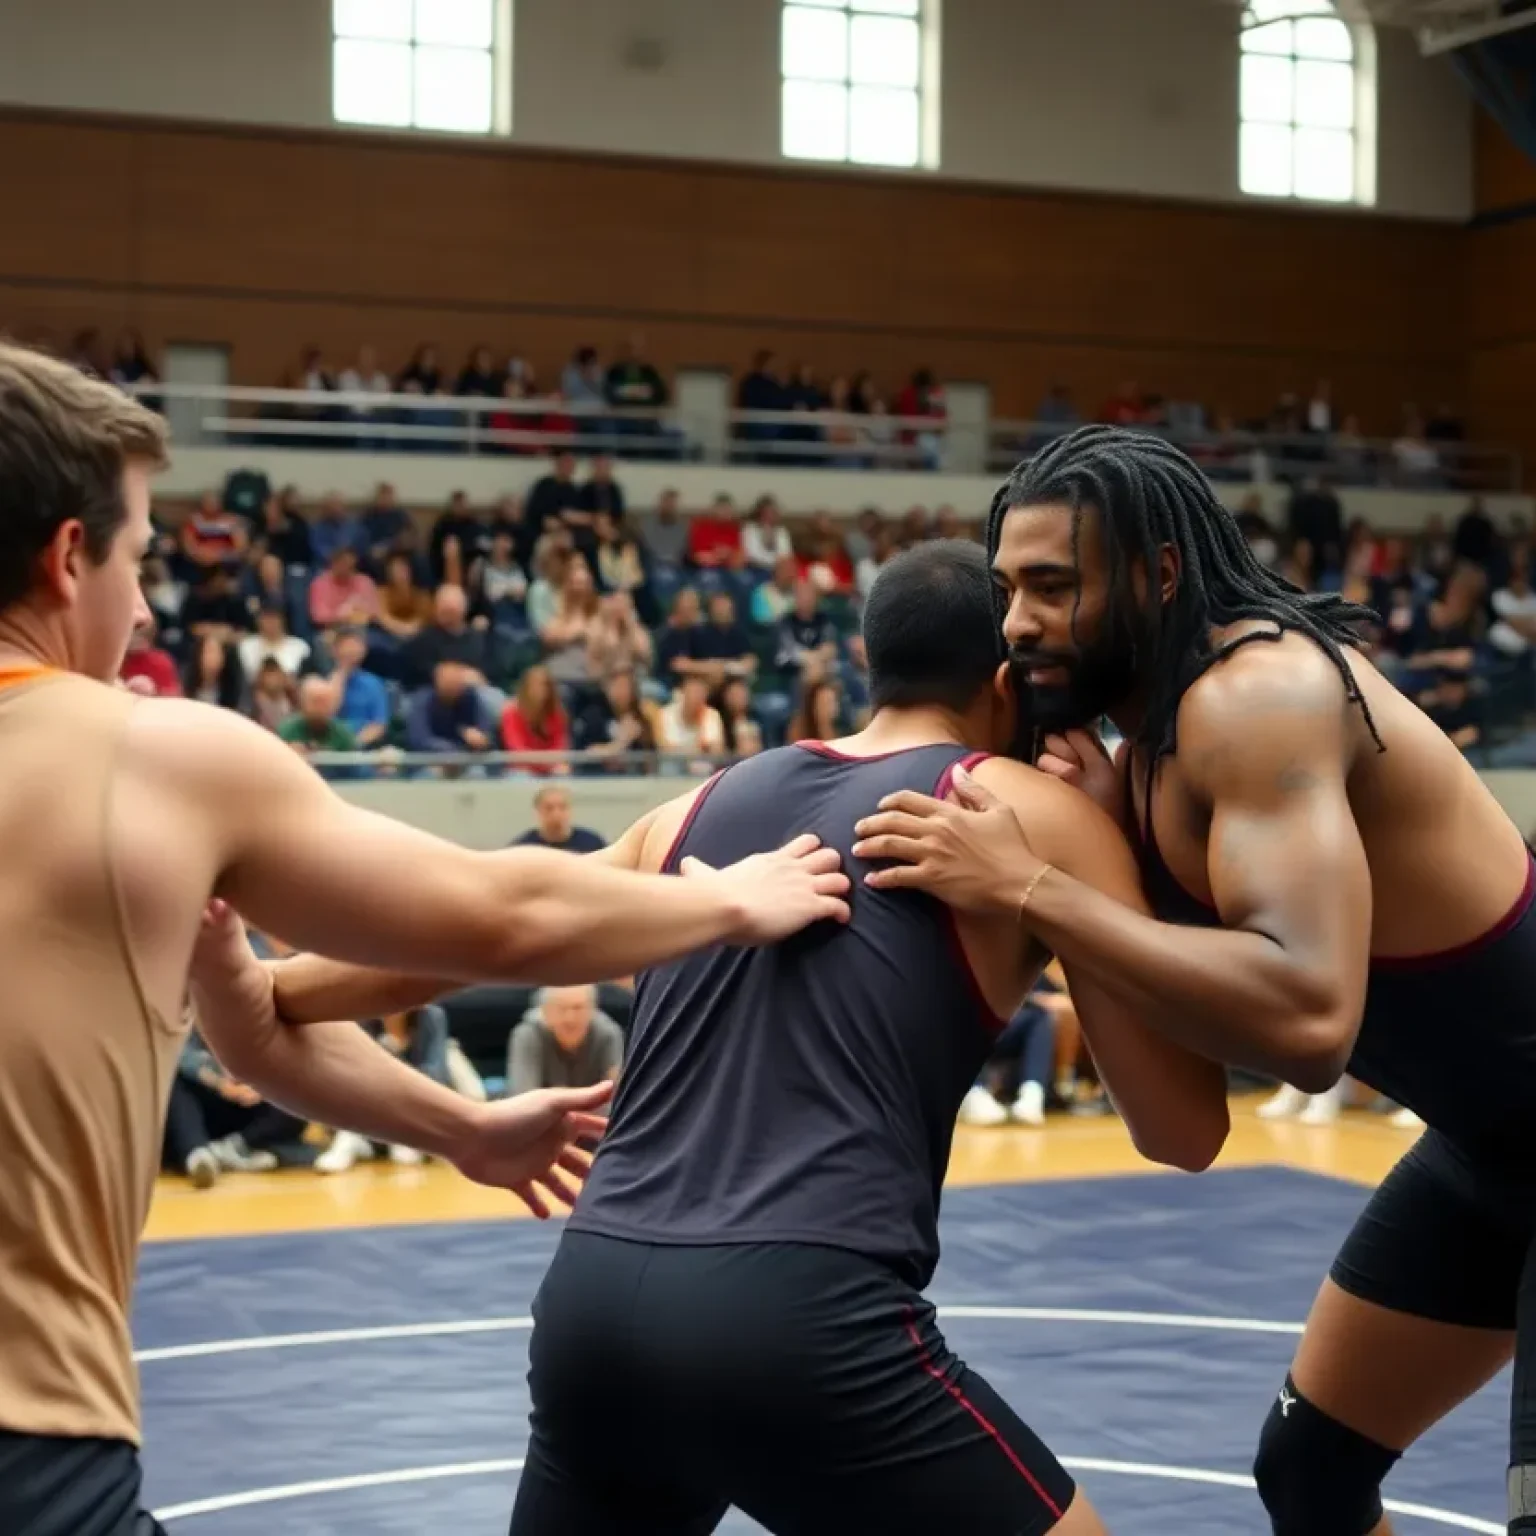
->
xmin=500 ymin=663 xmax=571 ymax=776
xmin=686 ymin=496 xmax=745 ymax=570
xmin=118 ymin=620 xmax=181 ymax=697
xmin=796 ymin=512 xmax=855 ymax=594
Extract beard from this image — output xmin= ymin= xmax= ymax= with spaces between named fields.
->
xmin=1008 ymin=634 xmax=1138 ymax=740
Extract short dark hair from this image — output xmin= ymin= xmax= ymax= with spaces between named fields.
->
xmin=863 ymin=539 xmax=1001 ymax=712
xmin=0 ymin=343 xmax=168 ymax=611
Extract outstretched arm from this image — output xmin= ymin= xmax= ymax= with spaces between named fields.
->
xmin=855 ymin=652 xmax=1370 ymax=1091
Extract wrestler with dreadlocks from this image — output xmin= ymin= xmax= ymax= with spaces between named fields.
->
xmin=853 ymin=425 xmax=1536 ymax=1536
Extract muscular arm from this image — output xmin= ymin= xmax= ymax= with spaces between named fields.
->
xmin=976 ymin=760 xmax=1231 ymax=1172
xmin=1019 ymin=653 xmax=1371 ymax=1090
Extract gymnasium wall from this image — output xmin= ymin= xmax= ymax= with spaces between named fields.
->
xmin=0 ymin=0 xmax=1471 ymax=218
xmin=0 ymin=107 xmax=1467 ymax=430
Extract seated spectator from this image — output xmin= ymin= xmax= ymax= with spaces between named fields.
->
xmin=1418 ymin=671 xmax=1481 ymax=753
xmin=561 ymin=345 xmax=607 ymax=427
xmin=180 ymin=491 xmax=249 ymax=571
xmin=751 ymin=555 xmax=800 ymax=626
xmin=404 ymin=583 xmax=492 ymax=688
xmin=789 ymin=677 xmax=843 ymax=743
xmin=500 ymin=664 xmax=571 ymax=773
xmin=741 ymin=496 xmax=792 ymax=572
xmin=339 ymin=345 xmax=391 ymax=440
xmin=843 ymin=507 xmax=884 ymax=567
xmin=855 ymin=527 xmax=896 ymax=602
xmin=376 ymin=551 xmax=436 ymax=643
xmin=141 ymin=555 xmax=186 ymax=634
xmin=715 ymin=676 xmax=763 ymax=758
xmin=894 ymin=367 xmax=946 ymax=469
xmin=258 ymin=486 xmax=314 ymax=569
xmin=507 ymin=985 xmax=625 ymax=1101
xmin=659 ymin=675 xmax=726 ymax=768
xmin=163 ymin=1027 xmax=306 ymax=1184
xmin=693 ymin=592 xmax=756 ymax=688
xmin=539 ymin=559 xmax=603 ymax=689
xmin=245 ymin=551 xmax=297 ymax=634
xmin=278 ymin=674 xmax=357 ymax=756
xmin=774 ymin=582 xmax=839 ymax=684
xmin=239 ymin=601 xmax=311 ymax=680
xmin=309 ymin=547 xmax=380 ymax=633
xmin=406 ymin=661 xmax=494 ymax=755
xmin=182 ymin=635 xmax=247 ymax=712
xmin=587 ymin=590 xmax=654 ymax=679
xmin=109 ymin=328 xmax=159 ymax=395
xmin=576 ymin=668 xmax=661 ymax=763
xmin=526 ymin=534 xmax=573 ymax=636
xmin=527 ymin=450 xmax=583 ymax=544
xmin=430 ymin=489 xmax=488 ymax=588
xmin=475 ymin=530 xmax=529 ymax=623
xmin=655 ymin=587 xmax=706 ymax=689
xmin=250 ymin=658 xmax=299 ymax=732
xmin=638 ymin=488 xmax=688 ymax=571
xmin=798 ymin=512 xmax=855 ymax=594
xmin=1453 ymin=496 xmax=1497 ymax=570
xmin=579 ymin=454 xmax=626 ymax=523
xmin=1489 ymin=546 xmax=1536 ymax=658
xmin=514 ymin=783 xmax=607 ymax=853
xmin=455 ymin=344 xmax=503 ymax=401
xmin=329 ymin=626 xmax=392 ymax=749
xmin=182 ymin=566 xmax=250 ymax=642
xmin=687 ymin=494 xmax=744 ymax=570
xmin=396 ymin=342 xmax=441 ymax=394
xmin=1392 ymin=411 xmax=1441 ymax=487
xmin=310 ymin=492 xmax=366 ymax=569
xmin=317 ymin=1005 xmax=463 ymax=1172
xmin=593 ymin=511 xmax=645 ymax=597
xmin=119 ymin=619 xmax=181 ymax=698
xmin=362 ymin=481 xmax=411 ymax=571
xmin=821 ymin=376 xmax=866 ymax=467
xmin=736 ymin=350 xmax=786 ymax=459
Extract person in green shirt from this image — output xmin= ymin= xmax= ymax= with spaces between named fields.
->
xmin=278 ymin=674 xmax=358 ymax=755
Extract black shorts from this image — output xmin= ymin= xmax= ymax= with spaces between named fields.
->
xmin=510 ymin=1231 xmax=1076 ymax=1535
xmin=1329 ymin=1127 xmax=1534 ymax=1332
xmin=0 ymin=1430 xmax=165 ymax=1536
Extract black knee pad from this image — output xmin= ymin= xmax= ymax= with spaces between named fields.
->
xmin=1252 ymin=1375 xmax=1400 ymax=1536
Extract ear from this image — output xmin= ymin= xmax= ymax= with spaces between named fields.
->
xmin=36 ymin=518 xmax=87 ymax=606
xmin=1158 ymin=542 xmax=1180 ymax=605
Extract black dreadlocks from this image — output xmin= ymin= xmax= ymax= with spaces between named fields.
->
xmin=984 ymin=424 xmax=1383 ymax=769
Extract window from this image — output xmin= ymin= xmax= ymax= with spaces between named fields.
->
xmin=781 ymin=0 xmax=937 ymax=170
xmin=1239 ymin=0 xmax=1375 ymax=205
xmin=332 ymin=0 xmax=505 ymax=135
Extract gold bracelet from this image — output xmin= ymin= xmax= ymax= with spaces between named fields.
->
xmin=1017 ymin=864 xmax=1054 ymax=919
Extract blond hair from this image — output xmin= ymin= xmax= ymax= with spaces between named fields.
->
xmin=0 ymin=343 xmax=169 ymax=608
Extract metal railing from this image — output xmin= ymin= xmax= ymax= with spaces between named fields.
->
xmin=128 ymin=382 xmax=1523 ymax=493
xmin=305 ymin=747 xmax=741 ymax=780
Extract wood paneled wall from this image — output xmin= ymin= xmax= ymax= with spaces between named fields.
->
xmin=0 ymin=108 xmax=1470 ymax=434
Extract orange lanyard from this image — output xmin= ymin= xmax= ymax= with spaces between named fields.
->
xmin=0 ymin=665 xmax=56 ymax=695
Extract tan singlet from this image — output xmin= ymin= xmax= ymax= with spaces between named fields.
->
xmin=0 ymin=668 xmax=188 ymax=1446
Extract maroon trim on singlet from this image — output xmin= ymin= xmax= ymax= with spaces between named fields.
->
xmin=932 ymin=752 xmax=1009 ymax=1035
xmin=661 ymin=767 xmax=731 ymax=874
xmin=794 ymin=739 xmax=938 ymax=764
xmin=1371 ymin=855 xmax=1536 ymax=973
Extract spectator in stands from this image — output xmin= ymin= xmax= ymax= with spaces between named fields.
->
xmin=515 ymin=783 xmax=606 ymax=853
xmin=527 ymin=451 xmax=583 ymax=544
xmin=1418 ymin=513 xmax=1455 ymax=583
xmin=751 ymin=555 xmax=800 ymax=627
xmin=539 ymin=559 xmax=603 ymax=689
xmin=250 ymin=659 xmax=298 ymax=732
xmin=693 ymin=592 xmax=756 ymax=689
xmin=278 ymin=674 xmax=356 ymax=756
xmin=475 ymin=530 xmax=529 ymax=625
xmin=775 ymin=582 xmax=839 ymax=685
xmin=843 ymin=507 xmax=883 ymax=568
xmin=329 ymin=627 xmax=391 ymax=749
xmin=141 ymin=555 xmax=186 ymax=635
xmin=1330 ymin=415 xmax=1373 ymax=485
xmin=376 ymin=551 xmax=436 ymax=644
xmin=406 ymin=660 xmax=495 ymax=757
xmin=362 ymin=482 xmax=411 ymax=571
xmin=455 ymin=344 xmax=502 ymax=400
xmin=1393 ymin=410 xmax=1442 ymax=487
xmin=576 ymin=669 xmax=660 ymax=763
xmin=339 ymin=346 xmax=391 ymax=445
xmin=780 ymin=362 xmax=824 ymax=465
xmin=1032 ymin=385 xmax=1080 ymax=443
xmin=163 ymin=1028 xmax=306 ymax=1185
xmin=737 ymin=350 xmax=786 ymax=460
xmin=257 ymin=487 xmax=313 ymax=570
xmin=431 ymin=489 xmax=488 ymax=588
xmin=1419 ymin=672 xmax=1482 ymax=753
xmin=396 ymin=343 xmax=442 ymax=395
xmin=1454 ymin=497 xmax=1497 ymax=569
xmin=507 ymin=985 xmax=624 ymax=1100
xmin=526 ymin=534 xmax=573 ymax=636
xmin=799 ymin=512 xmax=855 ymax=594
xmin=855 ymin=527 xmax=896 ymax=602
xmin=239 ymin=601 xmax=311 ymax=680
xmin=1425 ymin=403 xmax=1465 ymax=448
xmin=587 ymin=590 xmax=654 ymax=679
xmin=715 ymin=676 xmax=763 ymax=759
xmin=309 ymin=546 xmax=381 ymax=634
xmin=404 ymin=583 xmax=491 ymax=687
xmin=655 ymin=587 xmax=705 ymax=689
xmin=659 ymin=674 xmax=725 ymax=770
xmin=789 ymin=677 xmax=843 ymax=743
xmin=605 ymin=334 xmax=668 ymax=449
xmin=1305 ymin=379 xmax=1334 ymax=436
xmin=1489 ymin=546 xmax=1536 ymax=659
xmin=182 ymin=635 xmax=247 ymax=713
xmin=822 ymin=376 xmax=866 ymax=468
xmin=500 ymin=664 xmax=570 ymax=773
xmin=1098 ymin=381 xmax=1144 ymax=427
xmin=579 ymin=454 xmax=626 ymax=524
xmin=310 ymin=492 xmax=366 ymax=569
xmin=687 ymin=494 xmax=744 ymax=570
xmin=638 ymin=488 xmax=688 ymax=574
xmin=489 ymin=492 xmax=535 ymax=570
xmin=182 ymin=566 xmax=249 ymax=643
xmin=561 ymin=345 xmax=607 ymax=430
xmin=180 ymin=491 xmax=249 ymax=571
xmin=897 ymin=507 xmax=930 ymax=547
xmin=742 ymin=496 xmax=792 ymax=573
xmin=1286 ymin=477 xmax=1345 ymax=574
xmin=119 ymin=619 xmax=181 ymax=698
xmin=592 ymin=511 xmax=646 ymax=601
xmin=109 ymin=329 xmax=159 ymax=395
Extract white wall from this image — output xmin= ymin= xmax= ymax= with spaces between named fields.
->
xmin=0 ymin=0 xmax=1471 ymax=219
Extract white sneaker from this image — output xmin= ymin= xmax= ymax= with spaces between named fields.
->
xmin=1297 ymin=1086 xmax=1344 ymax=1125
xmin=958 ymin=1087 xmax=1009 ymax=1126
xmin=208 ymin=1135 xmax=279 ymax=1173
xmin=388 ymin=1144 xmax=425 ymax=1166
xmin=1387 ymin=1106 xmax=1425 ymax=1130
xmin=315 ymin=1130 xmax=375 ymax=1174
xmin=1010 ymin=1081 xmax=1046 ymax=1127
xmin=184 ymin=1147 xmax=220 ymax=1189
xmin=1256 ymin=1084 xmax=1305 ymax=1120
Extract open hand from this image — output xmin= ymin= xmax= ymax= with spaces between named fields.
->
xmin=680 ymin=833 xmax=851 ymax=942
xmin=852 ymin=766 xmax=1041 ymax=916
xmin=1036 ymin=728 xmax=1126 ymax=824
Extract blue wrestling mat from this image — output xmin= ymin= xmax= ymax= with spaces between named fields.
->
xmin=135 ymin=1166 xmax=1508 ymax=1534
